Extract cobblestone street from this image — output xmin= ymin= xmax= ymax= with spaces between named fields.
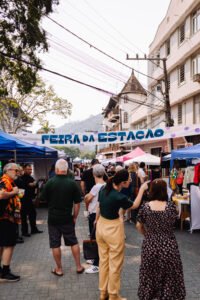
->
xmin=0 ymin=206 xmax=200 ymax=300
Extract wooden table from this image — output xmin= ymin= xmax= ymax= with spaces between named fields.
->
xmin=172 ymin=195 xmax=190 ymax=230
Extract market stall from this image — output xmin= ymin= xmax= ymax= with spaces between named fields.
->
xmin=171 ymin=144 xmax=200 ymax=232
xmin=124 ymin=153 xmax=160 ymax=166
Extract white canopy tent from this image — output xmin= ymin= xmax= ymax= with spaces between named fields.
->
xmin=73 ymin=157 xmax=82 ymax=163
xmin=124 ymin=153 xmax=160 ymax=166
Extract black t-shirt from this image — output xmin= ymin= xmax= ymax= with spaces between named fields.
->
xmin=98 ymin=188 xmax=133 ymax=220
xmin=41 ymin=175 xmax=81 ymax=225
xmin=81 ymin=168 xmax=95 ymax=193
xmin=20 ymin=174 xmax=36 ymax=201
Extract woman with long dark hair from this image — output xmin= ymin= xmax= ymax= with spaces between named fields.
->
xmin=136 ymin=179 xmax=185 ymax=300
xmin=96 ymin=169 xmax=148 ymax=300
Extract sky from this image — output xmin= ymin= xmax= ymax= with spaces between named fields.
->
xmin=32 ymin=0 xmax=171 ymax=132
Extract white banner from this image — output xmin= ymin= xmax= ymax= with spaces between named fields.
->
xmin=39 ymin=125 xmax=200 ymax=146
xmin=13 ymin=125 xmax=200 ymax=147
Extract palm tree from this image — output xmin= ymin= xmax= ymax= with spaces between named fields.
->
xmin=37 ymin=121 xmax=55 ymax=134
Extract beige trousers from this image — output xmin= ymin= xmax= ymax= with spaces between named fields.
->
xmin=96 ymin=216 xmax=125 ymax=298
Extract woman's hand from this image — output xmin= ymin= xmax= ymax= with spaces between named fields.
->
xmin=140 ymin=181 xmax=150 ymax=192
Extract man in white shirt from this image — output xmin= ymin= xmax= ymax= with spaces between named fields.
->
xmin=84 ymin=164 xmax=106 ymax=274
xmin=138 ymin=162 xmax=147 ymax=184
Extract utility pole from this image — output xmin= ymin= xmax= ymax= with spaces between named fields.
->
xmin=126 ymin=54 xmax=174 ymax=151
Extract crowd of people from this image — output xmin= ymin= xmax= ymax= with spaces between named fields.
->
xmin=0 ymin=158 xmax=186 ymax=300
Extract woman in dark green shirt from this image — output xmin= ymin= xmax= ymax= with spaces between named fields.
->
xmin=96 ymin=169 xmax=148 ymax=300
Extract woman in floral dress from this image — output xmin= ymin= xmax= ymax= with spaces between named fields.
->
xmin=136 ymin=179 xmax=186 ymax=300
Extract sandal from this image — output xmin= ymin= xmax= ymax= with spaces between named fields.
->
xmin=76 ymin=267 xmax=85 ymax=274
xmin=51 ymin=269 xmax=63 ymax=276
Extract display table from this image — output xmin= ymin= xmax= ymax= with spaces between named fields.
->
xmin=172 ymin=195 xmax=190 ymax=230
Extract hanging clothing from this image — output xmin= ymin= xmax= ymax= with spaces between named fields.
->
xmin=193 ymin=163 xmax=200 ymax=184
xmin=170 ymin=168 xmax=178 ymax=191
xmin=183 ymin=166 xmax=195 ymax=187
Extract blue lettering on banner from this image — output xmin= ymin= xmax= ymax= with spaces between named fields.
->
xmin=98 ymin=133 xmax=107 ymax=143
xmin=59 ymin=135 xmax=64 ymax=144
xmin=50 ymin=135 xmax=58 ymax=144
xmin=89 ymin=135 xmax=95 ymax=142
xmin=74 ymin=134 xmax=80 ymax=144
xmin=117 ymin=132 xmax=126 ymax=141
xmin=108 ymin=132 xmax=117 ymax=142
xmin=127 ymin=131 xmax=135 ymax=141
xmin=65 ymin=135 xmax=72 ymax=144
xmin=41 ymin=128 xmax=165 ymax=145
xmin=135 ymin=131 xmax=144 ymax=140
xmin=145 ymin=129 xmax=154 ymax=139
xmin=154 ymin=129 xmax=164 ymax=137
xmin=42 ymin=135 xmax=49 ymax=144
xmin=83 ymin=135 xmax=88 ymax=142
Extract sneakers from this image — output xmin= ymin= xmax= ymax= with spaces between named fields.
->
xmin=86 ymin=259 xmax=94 ymax=265
xmin=1 ymin=271 xmax=20 ymax=282
xmin=85 ymin=266 xmax=99 ymax=274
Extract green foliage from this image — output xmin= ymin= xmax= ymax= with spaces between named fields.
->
xmin=0 ymin=76 xmax=72 ymax=133
xmin=55 ymin=146 xmax=81 ymax=159
xmin=0 ymin=0 xmax=59 ymax=94
xmin=80 ymin=151 xmax=96 ymax=159
xmin=37 ymin=121 xmax=55 ymax=133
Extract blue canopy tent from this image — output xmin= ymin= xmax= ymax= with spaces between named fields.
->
xmin=170 ymin=143 xmax=200 ymax=168
xmin=0 ymin=130 xmax=57 ymax=161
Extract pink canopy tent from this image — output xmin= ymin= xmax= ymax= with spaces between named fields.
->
xmin=116 ymin=147 xmax=145 ymax=162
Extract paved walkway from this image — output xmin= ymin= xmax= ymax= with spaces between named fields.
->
xmin=1 ymin=206 xmax=200 ymax=300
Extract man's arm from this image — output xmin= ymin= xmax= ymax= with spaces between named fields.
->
xmin=73 ymin=203 xmax=80 ymax=223
xmin=84 ymin=193 xmax=94 ymax=210
xmin=0 ymin=187 xmax=19 ymax=199
xmin=80 ymin=180 xmax=86 ymax=195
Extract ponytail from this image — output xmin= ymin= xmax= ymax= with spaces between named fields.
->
xmin=104 ymin=169 xmax=129 ymax=195
xmin=105 ymin=176 xmax=114 ymax=195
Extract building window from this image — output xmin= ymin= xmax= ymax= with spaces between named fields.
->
xmin=124 ymin=96 xmax=128 ymax=103
xmin=178 ymin=64 xmax=185 ymax=84
xmin=166 ymin=39 xmax=170 ymax=56
xmin=194 ymin=95 xmax=200 ymax=124
xmin=192 ymin=55 xmax=200 ymax=75
xmin=179 ymin=22 xmax=185 ymax=44
xmin=192 ymin=9 xmax=200 ymax=34
xmin=123 ymin=112 xmax=128 ymax=123
xmin=178 ymin=104 xmax=182 ymax=124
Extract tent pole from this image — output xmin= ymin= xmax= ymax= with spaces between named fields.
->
xmin=14 ymin=150 xmax=17 ymax=163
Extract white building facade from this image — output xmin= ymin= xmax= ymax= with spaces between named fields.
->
xmin=147 ymin=0 xmax=200 ymax=151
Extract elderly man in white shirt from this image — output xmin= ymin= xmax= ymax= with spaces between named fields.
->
xmin=84 ymin=164 xmax=106 ymax=274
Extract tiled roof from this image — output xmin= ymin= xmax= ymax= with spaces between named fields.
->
xmin=119 ymin=70 xmax=147 ymax=95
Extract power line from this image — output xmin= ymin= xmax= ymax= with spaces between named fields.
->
xmin=0 ymin=51 xmax=164 ymax=112
xmin=63 ymin=0 xmax=136 ymax=55
xmin=48 ymin=35 xmax=165 ymax=104
xmin=47 ymin=17 xmax=158 ymax=81
xmin=61 ymin=5 xmax=130 ymax=56
xmin=48 ymin=38 xmax=127 ymax=83
xmin=0 ymin=51 xmax=114 ymax=96
xmin=83 ymin=0 xmax=163 ymax=71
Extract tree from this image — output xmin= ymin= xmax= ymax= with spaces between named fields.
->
xmin=0 ymin=0 xmax=59 ymax=95
xmin=80 ymin=151 xmax=96 ymax=160
xmin=0 ymin=77 xmax=72 ymax=133
xmin=55 ymin=147 xmax=81 ymax=160
xmin=37 ymin=121 xmax=55 ymax=134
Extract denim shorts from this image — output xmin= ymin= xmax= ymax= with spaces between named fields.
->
xmin=48 ymin=223 xmax=78 ymax=248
